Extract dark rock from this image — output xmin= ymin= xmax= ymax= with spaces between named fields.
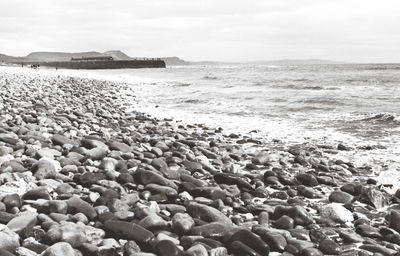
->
xmin=319 ymin=238 xmax=341 ymax=255
xmin=297 ymin=185 xmax=322 ymax=199
xmin=52 ymin=134 xmax=76 ymax=147
xmin=0 ymin=248 xmax=16 ymax=256
xmin=104 ymin=220 xmax=154 ymax=243
xmin=2 ymin=194 xmax=21 ymax=210
xmin=23 ymin=187 xmax=51 ymax=200
xmin=286 ymin=238 xmax=315 ymax=252
xmin=151 ymin=158 xmax=168 ymax=170
xmin=302 ymin=248 xmax=323 ymax=256
xmin=187 ymin=202 xmax=232 ymax=224
xmin=214 ymin=173 xmax=253 ymax=190
xmin=329 ymin=191 xmax=354 ymax=204
xmin=389 ymin=210 xmax=400 ymax=233
xmin=340 ymin=183 xmax=362 ymax=196
xmin=135 ymin=169 xmax=178 ymax=190
xmin=229 ymin=229 xmax=270 ymax=255
xmin=361 ymin=188 xmax=389 ymax=209
xmin=356 ymin=224 xmax=382 ymax=239
xmin=294 ymin=156 xmax=309 ymax=166
xmin=67 ymin=196 xmax=97 ymax=220
xmin=230 ymin=240 xmax=261 ymax=256
xmin=171 ymin=213 xmax=194 ymax=235
xmin=359 ymin=244 xmax=397 ymax=255
xmin=78 ymin=172 xmax=107 ymax=187
xmin=107 ymin=140 xmax=132 ymax=153
xmin=274 ymin=205 xmax=313 ymax=226
xmin=295 ymin=173 xmax=318 ymax=187
xmin=155 ymin=240 xmax=182 ymax=256
xmin=122 ymin=240 xmax=141 ymax=255
xmin=275 ymin=215 xmax=294 ymax=229
xmin=191 ymin=222 xmax=232 ymax=239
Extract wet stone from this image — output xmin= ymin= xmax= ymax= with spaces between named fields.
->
xmin=356 ymin=224 xmax=382 ymax=239
xmin=230 ymin=240 xmax=261 ymax=256
xmin=389 ymin=210 xmax=400 ymax=233
xmin=171 ymin=213 xmax=195 ymax=235
xmin=329 ymin=190 xmax=354 ymax=204
xmin=319 ymin=238 xmax=341 ymax=255
xmin=187 ymin=202 xmax=232 ymax=224
xmin=295 ymin=173 xmax=318 ymax=187
xmin=104 ymin=220 xmax=154 ymax=243
xmin=41 ymin=242 xmax=76 ymax=256
xmin=275 ymin=215 xmax=295 ymax=229
xmin=155 ymin=240 xmax=182 ymax=256
xmin=191 ymin=222 xmax=232 ymax=239
xmin=7 ymin=211 xmax=37 ymax=237
xmin=67 ymin=196 xmax=97 ymax=220
xmin=302 ymin=248 xmax=324 ymax=256
xmin=228 ymin=229 xmax=270 ymax=256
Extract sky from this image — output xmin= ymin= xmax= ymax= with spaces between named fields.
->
xmin=1 ymin=0 xmax=400 ymax=62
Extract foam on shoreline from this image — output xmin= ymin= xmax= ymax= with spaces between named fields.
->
xmin=2 ymin=65 xmax=399 ymax=192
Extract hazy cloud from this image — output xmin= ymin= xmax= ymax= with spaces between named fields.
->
xmin=1 ymin=0 xmax=399 ymax=62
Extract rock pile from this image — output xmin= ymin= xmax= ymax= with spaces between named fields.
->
xmin=0 ymin=71 xmax=399 ymax=256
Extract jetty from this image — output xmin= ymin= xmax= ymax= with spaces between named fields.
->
xmin=14 ymin=55 xmax=166 ymax=69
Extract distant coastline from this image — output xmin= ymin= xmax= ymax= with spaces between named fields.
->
xmin=1 ymin=50 xmax=352 ymax=67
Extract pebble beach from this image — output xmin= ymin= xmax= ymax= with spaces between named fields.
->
xmin=1 ymin=68 xmax=400 ymax=256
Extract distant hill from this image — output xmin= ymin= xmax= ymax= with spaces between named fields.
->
xmin=0 ymin=50 xmax=348 ymax=67
xmin=103 ymin=50 xmax=131 ymax=60
xmin=249 ymin=59 xmax=348 ymax=65
xmin=0 ymin=51 xmax=186 ymax=67
xmin=0 ymin=53 xmax=24 ymax=63
xmin=26 ymin=51 xmax=119 ymax=61
xmin=160 ymin=57 xmax=189 ymax=66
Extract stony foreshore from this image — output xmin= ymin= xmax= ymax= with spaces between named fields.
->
xmin=0 ymin=69 xmax=400 ymax=256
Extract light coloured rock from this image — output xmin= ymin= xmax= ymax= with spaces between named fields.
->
xmin=7 ymin=211 xmax=38 ymax=236
xmin=15 ymin=247 xmax=39 ymax=256
xmin=0 ymin=224 xmax=20 ymax=252
xmin=40 ymin=242 xmax=77 ymax=256
xmin=171 ymin=213 xmax=195 ymax=234
xmin=320 ymin=203 xmax=354 ymax=223
xmin=45 ymin=222 xmax=87 ymax=247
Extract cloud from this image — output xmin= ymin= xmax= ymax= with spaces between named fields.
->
xmin=1 ymin=0 xmax=400 ymax=62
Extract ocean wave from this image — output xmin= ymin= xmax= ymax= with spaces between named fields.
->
xmin=360 ymin=113 xmax=400 ymax=124
xmin=275 ymin=84 xmax=329 ymax=90
xmin=286 ymin=106 xmax=335 ymax=112
xmin=181 ymin=99 xmax=203 ymax=104
xmin=296 ymin=98 xmax=344 ymax=105
xmin=171 ymin=82 xmax=191 ymax=87
xmin=203 ymin=75 xmax=219 ymax=80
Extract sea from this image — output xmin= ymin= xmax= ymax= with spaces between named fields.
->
xmin=2 ymin=63 xmax=400 ymax=188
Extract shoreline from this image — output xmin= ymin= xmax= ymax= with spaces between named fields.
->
xmin=0 ymin=68 xmax=399 ymax=255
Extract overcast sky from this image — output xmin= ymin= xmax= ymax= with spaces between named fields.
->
xmin=1 ymin=0 xmax=399 ymax=62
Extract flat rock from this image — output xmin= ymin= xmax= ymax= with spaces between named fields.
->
xmin=171 ymin=213 xmax=195 ymax=235
xmin=67 ymin=196 xmax=97 ymax=220
xmin=7 ymin=211 xmax=37 ymax=237
xmin=0 ymin=224 xmax=20 ymax=252
xmin=319 ymin=203 xmax=354 ymax=223
xmin=104 ymin=220 xmax=154 ymax=243
xmin=41 ymin=242 xmax=77 ymax=256
xmin=187 ymin=202 xmax=232 ymax=224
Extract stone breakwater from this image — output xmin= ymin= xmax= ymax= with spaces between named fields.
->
xmin=0 ymin=71 xmax=400 ymax=256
